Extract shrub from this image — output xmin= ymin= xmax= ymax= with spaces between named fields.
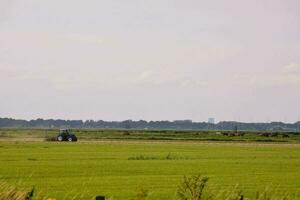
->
xmin=177 ymin=175 xmax=209 ymax=200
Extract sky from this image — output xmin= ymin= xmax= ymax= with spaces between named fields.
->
xmin=0 ymin=0 xmax=300 ymax=122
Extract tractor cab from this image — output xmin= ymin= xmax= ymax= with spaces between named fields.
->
xmin=60 ymin=129 xmax=70 ymax=135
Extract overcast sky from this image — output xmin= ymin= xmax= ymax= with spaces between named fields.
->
xmin=0 ymin=0 xmax=300 ymax=122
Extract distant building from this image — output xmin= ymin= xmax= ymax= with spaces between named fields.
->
xmin=208 ymin=118 xmax=215 ymax=124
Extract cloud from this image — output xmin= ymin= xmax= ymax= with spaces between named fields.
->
xmin=249 ymin=63 xmax=300 ymax=88
xmin=228 ymin=66 xmax=300 ymax=88
xmin=135 ymin=68 xmax=208 ymax=88
xmin=283 ymin=63 xmax=300 ymax=73
xmin=64 ymin=34 xmax=104 ymax=45
xmin=180 ymin=79 xmax=208 ymax=88
xmin=0 ymin=1 xmax=15 ymax=23
xmin=136 ymin=70 xmax=155 ymax=82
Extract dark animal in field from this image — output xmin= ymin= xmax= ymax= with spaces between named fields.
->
xmin=26 ymin=188 xmax=35 ymax=200
xmin=281 ymin=134 xmax=289 ymax=138
xmin=122 ymin=131 xmax=131 ymax=136
xmin=235 ymin=132 xmax=245 ymax=136
xmin=259 ymin=133 xmax=271 ymax=137
xmin=270 ymin=133 xmax=278 ymax=137
xmin=221 ymin=132 xmax=245 ymax=137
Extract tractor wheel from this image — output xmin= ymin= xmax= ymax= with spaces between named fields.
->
xmin=57 ymin=136 xmax=63 ymax=141
xmin=68 ymin=137 xmax=73 ymax=142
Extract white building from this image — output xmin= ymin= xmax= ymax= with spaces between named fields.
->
xmin=208 ymin=118 xmax=215 ymax=124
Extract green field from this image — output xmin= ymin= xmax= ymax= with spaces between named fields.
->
xmin=0 ymin=129 xmax=300 ymax=199
xmin=1 ymin=128 xmax=300 ymax=143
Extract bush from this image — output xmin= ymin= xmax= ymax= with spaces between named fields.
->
xmin=177 ymin=175 xmax=209 ymax=200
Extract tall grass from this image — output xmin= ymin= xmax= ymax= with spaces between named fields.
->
xmin=0 ymin=178 xmax=296 ymax=200
xmin=130 ymin=186 xmax=149 ymax=200
xmin=177 ymin=175 xmax=210 ymax=200
xmin=176 ymin=175 xmax=294 ymax=200
xmin=0 ymin=182 xmax=34 ymax=200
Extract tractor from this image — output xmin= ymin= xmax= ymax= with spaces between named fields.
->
xmin=56 ymin=129 xmax=77 ymax=142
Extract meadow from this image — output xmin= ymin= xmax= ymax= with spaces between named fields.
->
xmin=1 ymin=128 xmax=300 ymax=143
xmin=0 ymin=129 xmax=299 ymax=199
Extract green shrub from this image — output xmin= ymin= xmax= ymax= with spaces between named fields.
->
xmin=177 ymin=175 xmax=209 ymax=200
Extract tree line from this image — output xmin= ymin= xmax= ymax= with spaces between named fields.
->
xmin=0 ymin=118 xmax=300 ymax=131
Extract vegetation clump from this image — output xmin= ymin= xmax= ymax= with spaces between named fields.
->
xmin=128 ymin=153 xmax=188 ymax=160
xmin=177 ymin=175 xmax=210 ymax=200
xmin=130 ymin=186 xmax=149 ymax=200
xmin=0 ymin=182 xmax=34 ymax=200
xmin=176 ymin=175 xmax=293 ymax=200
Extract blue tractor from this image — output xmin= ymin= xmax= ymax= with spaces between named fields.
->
xmin=56 ymin=129 xmax=77 ymax=142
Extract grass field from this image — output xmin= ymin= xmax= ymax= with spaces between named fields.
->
xmin=0 ymin=129 xmax=300 ymax=199
xmin=1 ymin=128 xmax=300 ymax=143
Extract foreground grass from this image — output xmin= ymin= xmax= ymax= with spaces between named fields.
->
xmin=0 ymin=141 xmax=299 ymax=199
xmin=0 ymin=182 xmax=34 ymax=200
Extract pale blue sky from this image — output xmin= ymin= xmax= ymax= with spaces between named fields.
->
xmin=0 ymin=0 xmax=300 ymax=122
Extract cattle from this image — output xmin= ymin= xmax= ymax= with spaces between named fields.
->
xmin=282 ymin=134 xmax=289 ymax=138
xmin=259 ymin=132 xmax=271 ymax=137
